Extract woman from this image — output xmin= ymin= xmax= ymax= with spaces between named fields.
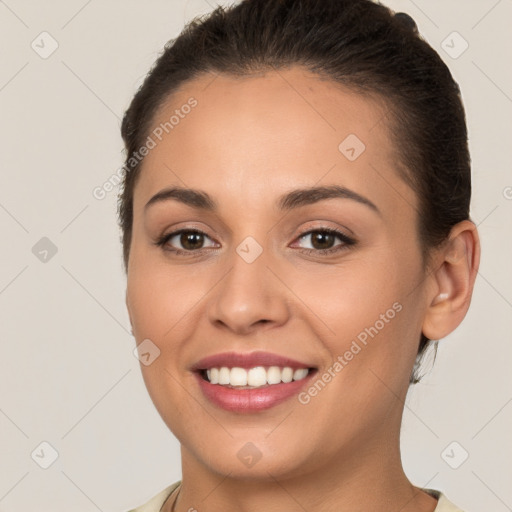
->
xmin=118 ymin=0 xmax=480 ymax=510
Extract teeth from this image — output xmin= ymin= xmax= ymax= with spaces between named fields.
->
xmin=204 ymin=366 xmax=310 ymax=388
xmin=231 ymin=367 xmax=248 ymax=386
xmin=219 ymin=367 xmax=230 ymax=385
xmin=247 ymin=366 xmax=267 ymax=386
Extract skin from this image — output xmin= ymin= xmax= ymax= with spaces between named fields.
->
xmin=125 ymin=66 xmax=480 ymax=512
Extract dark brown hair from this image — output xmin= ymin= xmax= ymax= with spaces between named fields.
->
xmin=118 ymin=0 xmax=471 ymax=383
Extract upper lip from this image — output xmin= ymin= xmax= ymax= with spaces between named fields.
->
xmin=191 ymin=351 xmax=317 ymax=371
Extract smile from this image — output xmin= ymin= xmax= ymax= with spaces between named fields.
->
xmin=201 ymin=366 xmax=311 ymax=389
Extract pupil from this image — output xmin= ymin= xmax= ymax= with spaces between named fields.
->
xmin=312 ymin=232 xmax=334 ymax=249
xmin=181 ymin=232 xmax=203 ymax=250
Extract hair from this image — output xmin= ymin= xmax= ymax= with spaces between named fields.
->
xmin=117 ymin=0 xmax=472 ymax=384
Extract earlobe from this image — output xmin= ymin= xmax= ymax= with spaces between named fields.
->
xmin=422 ymin=220 xmax=480 ymax=341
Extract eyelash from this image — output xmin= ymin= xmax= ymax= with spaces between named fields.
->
xmin=154 ymin=227 xmax=356 ymax=257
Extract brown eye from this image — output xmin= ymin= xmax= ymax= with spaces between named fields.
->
xmin=180 ymin=231 xmax=205 ymax=250
xmin=155 ymin=229 xmax=217 ymax=253
xmin=294 ymin=228 xmax=356 ymax=256
xmin=309 ymin=231 xmax=336 ymax=250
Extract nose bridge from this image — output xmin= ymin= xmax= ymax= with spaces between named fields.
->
xmin=207 ymin=235 xmax=289 ymax=332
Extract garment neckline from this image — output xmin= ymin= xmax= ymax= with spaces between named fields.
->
xmin=158 ymin=482 xmax=444 ymax=511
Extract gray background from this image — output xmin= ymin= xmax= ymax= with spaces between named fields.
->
xmin=0 ymin=0 xmax=511 ymax=510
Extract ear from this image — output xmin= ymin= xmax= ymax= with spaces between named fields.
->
xmin=422 ymin=220 xmax=481 ymax=340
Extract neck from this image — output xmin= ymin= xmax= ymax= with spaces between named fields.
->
xmin=166 ymin=430 xmax=437 ymax=512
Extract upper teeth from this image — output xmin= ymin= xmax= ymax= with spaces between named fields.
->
xmin=205 ymin=366 xmax=310 ymax=388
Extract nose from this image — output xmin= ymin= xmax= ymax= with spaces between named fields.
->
xmin=207 ymin=244 xmax=290 ymax=335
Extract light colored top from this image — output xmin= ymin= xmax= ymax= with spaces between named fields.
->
xmin=126 ymin=481 xmax=465 ymax=512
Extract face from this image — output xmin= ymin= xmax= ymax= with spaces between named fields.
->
xmin=125 ymin=66 xmax=430 ymax=479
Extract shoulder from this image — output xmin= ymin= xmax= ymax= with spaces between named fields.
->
xmin=435 ymin=494 xmax=466 ymax=512
xmin=125 ymin=481 xmax=181 ymax=512
xmin=424 ymin=488 xmax=466 ymax=512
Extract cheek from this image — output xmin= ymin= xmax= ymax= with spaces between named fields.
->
xmin=291 ymin=256 xmax=398 ymax=333
xmin=126 ymin=236 xmax=211 ymax=337
xmin=127 ymin=276 xmax=204 ymax=351
xmin=290 ymin=253 xmax=421 ymax=381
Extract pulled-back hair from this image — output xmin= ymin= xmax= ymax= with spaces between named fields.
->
xmin=118 ymin=0 xmax=471 ymax=383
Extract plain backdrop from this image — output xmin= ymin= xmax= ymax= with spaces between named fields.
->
xmin=0 ymin=0 xmax=511 ymax=511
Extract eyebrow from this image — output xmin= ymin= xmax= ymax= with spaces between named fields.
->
xmin=144 ymin=184 xmax=381 ymax=216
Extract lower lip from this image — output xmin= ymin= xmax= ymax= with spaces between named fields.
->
xmin=194 ymin=370 xmax=316 ymax=413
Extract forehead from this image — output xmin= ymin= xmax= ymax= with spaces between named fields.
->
xmin=132 ymin=66 xmax=415 ymax=218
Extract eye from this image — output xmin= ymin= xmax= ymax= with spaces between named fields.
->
xmin=154 ymin=227 xmax=356 ymax=257
xmin=155 ymin=229 xmax=217 ymax=255
xmin=293 ymin=228 xmax=356 ymax=255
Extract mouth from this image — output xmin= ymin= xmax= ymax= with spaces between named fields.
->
xmin=193 ymin=365 xmax=318 ymax=413
xmin=196 ymin=366 xmax=317 ymax=389
xmin=190 ymin=351 xmax=319 ymax=411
